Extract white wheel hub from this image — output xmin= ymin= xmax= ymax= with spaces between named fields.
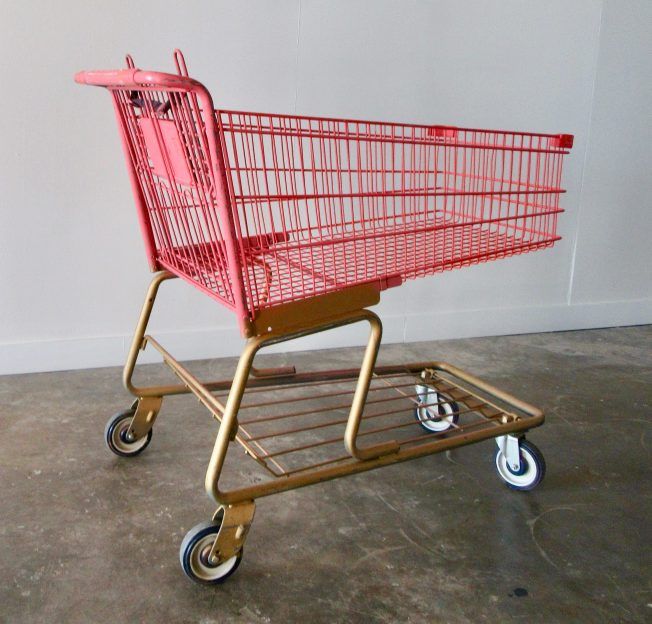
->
xmin=189 ymin=534 xmax=239 ymax=582
xmin=495 ymin=446 xmax=538 ymax=488
xmin=415 ymin=385 xmax=457 ymax=432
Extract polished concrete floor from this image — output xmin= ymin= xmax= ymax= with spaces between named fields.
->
xmin=1 ymin=326 xmax=651 ymax=623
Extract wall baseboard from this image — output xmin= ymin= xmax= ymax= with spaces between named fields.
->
xmin=1 ymin=298 xmax=650 ymax=376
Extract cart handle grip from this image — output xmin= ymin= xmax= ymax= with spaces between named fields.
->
xmin=74 ymin=68 xmax=201 ymax=91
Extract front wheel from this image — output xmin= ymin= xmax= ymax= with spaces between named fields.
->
xmin=494 ymin=439 xmax=545 ymax=491
xmin=180 ymin=519 xmax=243 ymax=585
xmin=414 ymin=386 xmax=459 ymax=433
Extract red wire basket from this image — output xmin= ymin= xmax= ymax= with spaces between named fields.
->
xmin=76 ymin=54 xmax=573 ymax=334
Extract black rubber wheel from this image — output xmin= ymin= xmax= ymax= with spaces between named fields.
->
xmin=180 ymin=518 xmax=243 ymax=585
xmin=104 ymin=408 xmax=152 ymax=457
xmin=494 ymin=439 xmax=546 ymax=491
xmin=414 ymin=390 xmax=460 ymax=433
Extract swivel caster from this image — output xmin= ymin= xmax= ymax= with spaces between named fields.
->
xmin=494 ymin=437 xmax=545 ymax=491
xmin=180 ymin=517 xmax=243 ymax=585
xmin=414 ymin=385 xmax=459 ymax=433
xmin=104 ymin=408 xmax=152 ymax=457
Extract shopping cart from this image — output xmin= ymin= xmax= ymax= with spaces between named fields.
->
xmin=75 ymin=50 xmax=573 ymax=584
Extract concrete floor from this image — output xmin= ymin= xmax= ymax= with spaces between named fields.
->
xmin=1 ymin=326 xmax=650 ymax=623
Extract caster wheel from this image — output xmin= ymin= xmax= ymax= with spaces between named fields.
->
xmin=104 ymin=408 xmax=152 ymax=457
xmin=414 ymin=386 xmax=459 ymax=433
xmin=494 ymin=439 xmax=546 ymax=491
xmin=180 ymin=518 xmax=242 ymax=585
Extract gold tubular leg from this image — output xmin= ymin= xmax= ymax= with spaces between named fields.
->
xmin=343 ymin=312 xmax=399 ymax=460
xmin=122 ymin=270 xmax=177 ymax=398
xmin=204 ymin=308 xmax=391 ymax=504
xmin=204 ymin=337 xmax=260 ymax=503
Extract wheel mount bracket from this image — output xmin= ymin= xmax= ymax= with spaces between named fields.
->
xmin=496 ymin=434 xmax=522 ymax=472
xmin=127 ymin=396 xmax=162 ymax=441
xmin=208 ymin=501 xmax=256 ymax=564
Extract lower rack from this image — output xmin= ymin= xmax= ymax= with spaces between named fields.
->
xmin=183 ymin=361 xmax=544 ymax=484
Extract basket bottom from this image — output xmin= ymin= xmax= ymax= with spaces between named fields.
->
xmin=160 ymin=218 xmax=558 ymax=313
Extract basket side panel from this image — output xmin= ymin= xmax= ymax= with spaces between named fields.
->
xmin=218 ymin=112 xmax=571 ymax=312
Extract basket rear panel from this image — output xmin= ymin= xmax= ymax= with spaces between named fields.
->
xmin=111 ymin=86 xmax=237 ymax=309
xmin=218 ymin=111 xmax=571 ymax=313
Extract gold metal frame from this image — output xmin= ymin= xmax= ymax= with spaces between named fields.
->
xmin=122 ymin=271 xmax=544 ymax=563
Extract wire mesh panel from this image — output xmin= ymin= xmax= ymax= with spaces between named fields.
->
xmin=218 ymin=111 xmax=572 ymax=314
xmin=110 ymin=85 xmax=238 ymax=309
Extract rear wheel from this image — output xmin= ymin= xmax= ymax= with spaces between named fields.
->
xmin=180 ymin=518 xmax=242 ymax=585
xmin=104 ymin=408 xmax=152 ymax=457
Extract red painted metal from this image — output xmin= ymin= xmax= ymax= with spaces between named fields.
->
xmin=75 ymin=51 xmax=573 ymax=336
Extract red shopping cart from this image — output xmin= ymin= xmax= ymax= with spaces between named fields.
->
xmin=75 ymin=50 xmax=573 ymax=584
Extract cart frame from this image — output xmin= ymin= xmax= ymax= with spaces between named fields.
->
xmin=123 ymin=269 xmax=544 ymax=563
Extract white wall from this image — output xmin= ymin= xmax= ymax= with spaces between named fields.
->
xmin=0 ymin=0 xmax=650 ymax=375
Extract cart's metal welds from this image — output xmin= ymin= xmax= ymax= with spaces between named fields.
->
xmin=75 ymin=49 xmax=572 ymax=584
